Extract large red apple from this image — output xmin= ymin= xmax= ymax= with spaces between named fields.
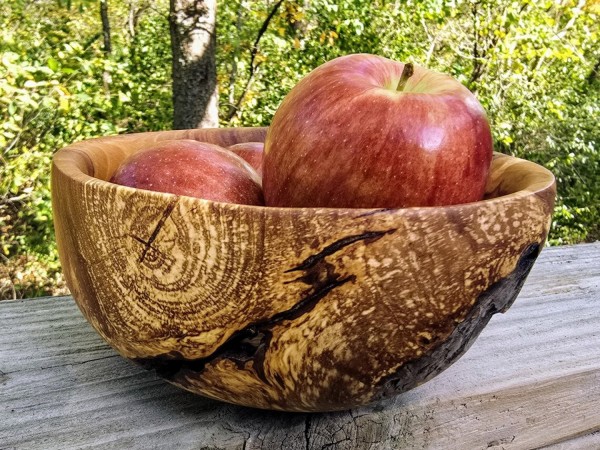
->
xmin=110 ymin=140 xmax=263 ymax=205
xmin=228 ymin=142 xmax=264 ymax=176
xmin=263 ymin=54 xmax=493 ymax=208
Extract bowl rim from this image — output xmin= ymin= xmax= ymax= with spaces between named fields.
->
xmin=52 ymin=128 xmax=556 ymax=215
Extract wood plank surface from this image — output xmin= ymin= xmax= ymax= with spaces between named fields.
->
xmin=1 ymin=242 xmax=599 ymax=450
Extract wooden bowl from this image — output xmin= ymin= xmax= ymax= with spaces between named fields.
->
xmin=52 ymin=127 xmax=556 ymax=412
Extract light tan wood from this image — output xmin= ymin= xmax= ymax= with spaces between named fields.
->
xmin=51 ymin=127 xmax=556 ymax=411
xmin=2 ymin=243 xmax=598 ymax=449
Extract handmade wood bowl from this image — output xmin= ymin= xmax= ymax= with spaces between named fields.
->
xmin=52 ymin=127 xmax=556 ymax=412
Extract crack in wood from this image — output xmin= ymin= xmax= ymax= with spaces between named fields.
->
xmin=286 ymin=229 xmax=396 ymax=273
xmin=134 ymin=198 xmax=178 ymax=263
xmin=134 ymin=274 xmax=355 ymax=382
xmin=487 ymin=435 xmax=515 ymax=447
xmin=355 ymin=208 xmax=395 ymax=218
xmin=133 ymin=229 xmax=393 ymax=385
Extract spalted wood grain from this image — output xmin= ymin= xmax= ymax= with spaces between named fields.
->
xmin=1 ymin=244 xmax=599 ymax=449
xmin=51 ymin=127 xmax=555 ymax=411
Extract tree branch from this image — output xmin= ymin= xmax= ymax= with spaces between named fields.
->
xmin=468 ymin=2 xmax=511 ymax=90
xmin=467 ymin=1 xmax=486 ymax=90
xmin=249 ymin=0 xmax=285 ymax=79
xmin=100 ymin=0 xmax=112 ymax=54
xmin=227 ymin=2 xmax=244 ymax=119
xmin=421 ymin=18 xmax=442 ymax=67
xmin=127 ymin=0 xmax=150 ymax=40
xmin=100 ymin=0 xmax=112 ymax=97
xmin=226 ymin=0 xmax=285 ymax=121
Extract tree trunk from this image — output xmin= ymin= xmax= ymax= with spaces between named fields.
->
xmin=169 ymin=0 xmax=219 ymax=129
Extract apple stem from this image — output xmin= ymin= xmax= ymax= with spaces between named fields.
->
xmin=396 ymin=63 xmax=414 ymax=92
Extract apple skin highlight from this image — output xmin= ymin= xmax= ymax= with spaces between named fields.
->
xmin=263 ymin=53 xmax=494 ymax=208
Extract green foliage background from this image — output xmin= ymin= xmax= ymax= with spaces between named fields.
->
xmin=1 ymin=0 xmax=599 ymax=299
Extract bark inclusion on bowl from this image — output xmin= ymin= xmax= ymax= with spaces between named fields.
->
xmin=134 ymin=229 xmax=396 ymax=383
xmin=134 ymin=235 xmax=543 ymax=411
xmin=375 ymin=242 xmax=541 ymax=400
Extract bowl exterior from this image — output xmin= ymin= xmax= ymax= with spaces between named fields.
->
xmin=52 ymin=128 xmax=555 ymax=412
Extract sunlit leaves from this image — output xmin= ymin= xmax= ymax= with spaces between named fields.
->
xmin=0 ymin=0 xmax=172 ymax=298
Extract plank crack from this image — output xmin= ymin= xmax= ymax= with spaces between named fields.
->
xmin=39 ymin=354 xmax=118 ymax=371
xmin=304 ymin=414 xmax=311 ymax=450
xmin=487 ymin=435 xmax=515 ymax=447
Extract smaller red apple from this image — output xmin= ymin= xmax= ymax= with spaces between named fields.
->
xmin=110 ymin=140 xmax=264 ymax=205
xmin=228 ymin=142 xmax=264 ymax=176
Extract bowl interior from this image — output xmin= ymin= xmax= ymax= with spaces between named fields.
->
xmin=55 ymin=126 xmax=555 ymax=209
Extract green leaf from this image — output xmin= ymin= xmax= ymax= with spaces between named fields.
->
xmin=47 ymin=57 xmax=59 ymax=72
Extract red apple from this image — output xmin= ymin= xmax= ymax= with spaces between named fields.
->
xmin=263 ymin=54 xmax=493 ymax=208
xmin=110 ymin=140 xmax=264 ymax=205
xmin=228 ymin=142 xmax=264 ymax=176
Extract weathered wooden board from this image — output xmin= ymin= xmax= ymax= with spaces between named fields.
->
xmin=1 ymin=242 xmax=599 ymax=450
